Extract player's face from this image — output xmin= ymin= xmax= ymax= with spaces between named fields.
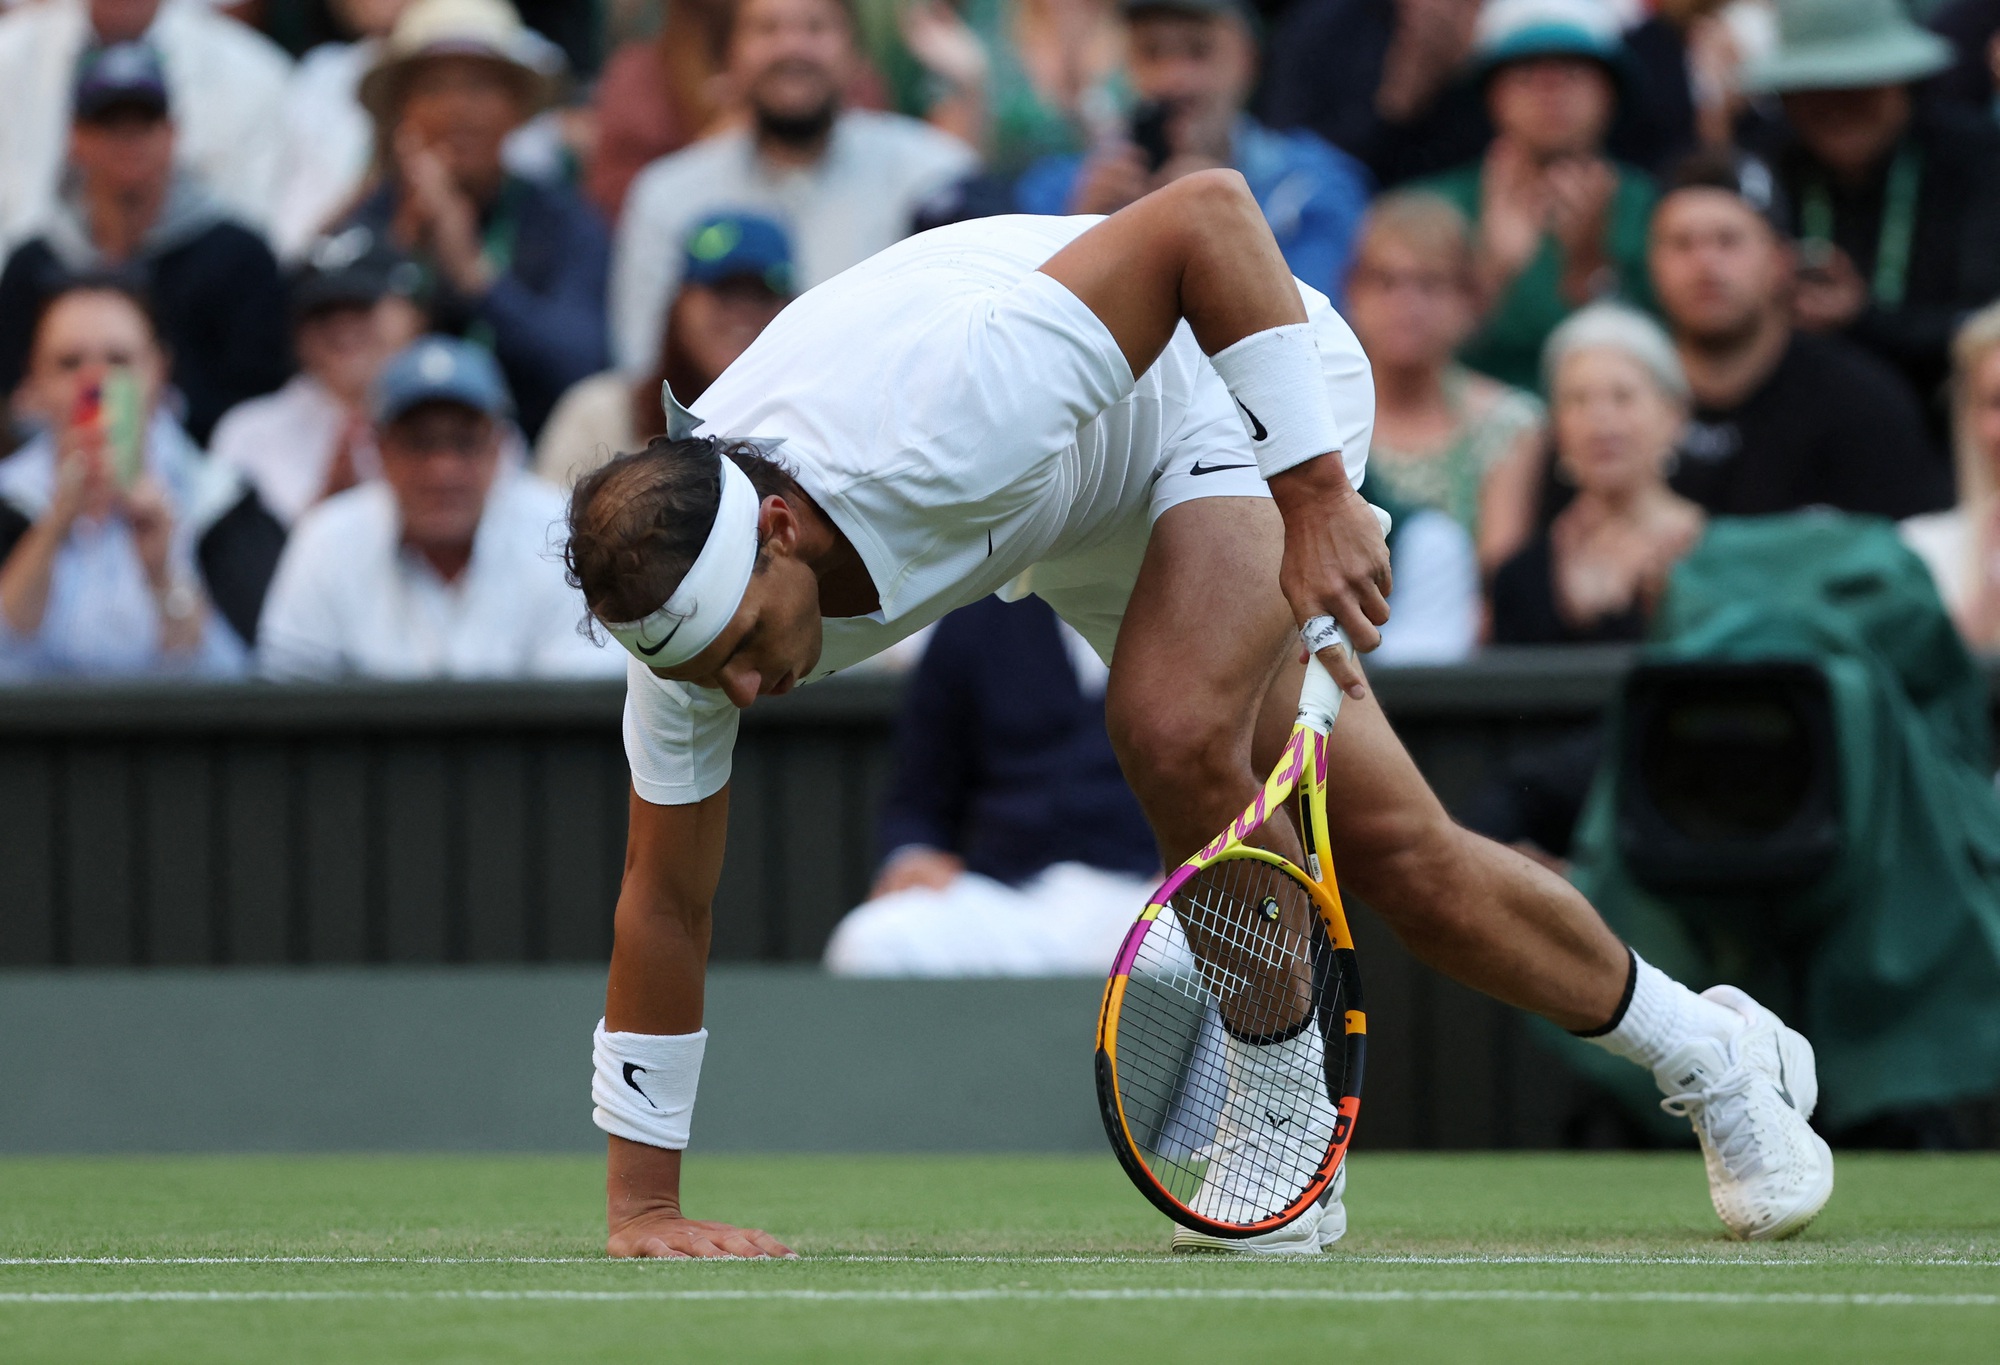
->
xmin=1649 ymin=191 xmax=1783 ymax=346
xmin=648 ymin=552 xmax=824 ymax=709
xmin=1486 ymin=57 xmax=1614 ymax=160
xmin=1551 ymin=347 xmax=1685 ymax=495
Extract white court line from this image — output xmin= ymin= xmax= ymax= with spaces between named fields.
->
xmin=3 ymin=1288 xmax=1999 ymax=1307
xmin=6 ymin=1253 xmax=2000 ymax=1268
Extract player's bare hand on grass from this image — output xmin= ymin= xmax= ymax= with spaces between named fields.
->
xmin=608 ymin=1211 xmax=794 ymax=1259
xmin=1268 ymin=458 xmax=1391 ymax=698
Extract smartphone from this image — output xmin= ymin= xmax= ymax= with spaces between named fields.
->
xmin=100 ymin=367 xmax=144 ymax=490
xmin=1129 ymin=100 xmax=1174 ymax=174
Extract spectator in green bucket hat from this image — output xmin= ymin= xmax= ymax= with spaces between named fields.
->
xmin=1744 ymin=0 xmax=2000 ymax=447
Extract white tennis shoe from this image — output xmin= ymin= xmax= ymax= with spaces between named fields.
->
xmin=1655 ymin=985 xmax=1834 ymax=1241
xmin=1172 ymin=1026 xmax=1343 ymax=1252
xmin=1172 ymin=1161 xmax=1346 ymax=1255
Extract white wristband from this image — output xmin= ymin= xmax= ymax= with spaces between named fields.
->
xmin=591 ymin=1020 xmax=707 ymax=1151
xmin=1208 ymin=323 xmax=1345 ymax=480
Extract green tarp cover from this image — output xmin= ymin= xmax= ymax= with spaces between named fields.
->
xmin=1560 ymin=514 xmax=2000 ymax=1130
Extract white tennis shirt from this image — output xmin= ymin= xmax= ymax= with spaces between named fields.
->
xmin=624 ymin=214 xmax=1374 ymax=805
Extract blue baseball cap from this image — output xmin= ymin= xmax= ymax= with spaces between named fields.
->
xmin=73 ymin=41 xmax=170 ymax=123
xmin=372 ymin=336 xmax=513 ymax=425
xmin=681 ymin=213 xmax=795 ymax=294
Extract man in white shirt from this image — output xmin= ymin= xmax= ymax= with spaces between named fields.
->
xmin=257 ymin=335 xmax=623 ymax=680
xmin=0 ymin=0 xmax=292 ymax=253
xmin=567 ymin=182 xmax=1834 ymax=1259
xmin=210 ymin=231 xmax=421 ymax=528
xmin=608 ymin=0 xmax=976 ymax=374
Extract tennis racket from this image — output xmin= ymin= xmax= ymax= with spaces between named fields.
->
xmin=1094 ymin=634 xmax=1364 ymax=1239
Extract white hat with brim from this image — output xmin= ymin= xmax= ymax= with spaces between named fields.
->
xmin=358 ymin=0 xmax=564 ymax=124
xmin=1743 ymin=0 xmax=1954 ymax=94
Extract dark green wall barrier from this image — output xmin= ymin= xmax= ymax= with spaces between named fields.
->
xmin=0 ymin=648 xmax=1640 ymax=969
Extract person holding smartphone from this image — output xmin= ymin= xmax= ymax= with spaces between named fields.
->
xmin=1015 ymin=0 xmax=1371 ymax=303
xmin=0 ymin=281 xmax=271 ymax=678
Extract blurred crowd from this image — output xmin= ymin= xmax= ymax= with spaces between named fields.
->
xmin=4 ymin=0 xmax=2000 ymax=682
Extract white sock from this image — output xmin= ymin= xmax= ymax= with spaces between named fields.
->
xmin=1577 ymin=951 xmax=1741 ymax=1073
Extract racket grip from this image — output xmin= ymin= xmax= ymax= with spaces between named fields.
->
xmin=1297 ymin=654 xmax=1343 ymax=733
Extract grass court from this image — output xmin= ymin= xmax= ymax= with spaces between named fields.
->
xmin=2 ymin=1151 xmax=1997 ymax=1362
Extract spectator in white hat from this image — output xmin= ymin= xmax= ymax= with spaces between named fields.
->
xmin=332 ymin=0 xmax=607 ymax=439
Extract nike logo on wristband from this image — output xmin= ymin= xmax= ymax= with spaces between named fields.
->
xmin=1235 ymin=397 xmax=1269 ymax=441
xmin=623 ymin=1063 xmax=656 ymax=1107
xmin=634 ymin=619 xmax=684 ymax=658
xmin=1190 ymin=462 xmax=1254 ymax=476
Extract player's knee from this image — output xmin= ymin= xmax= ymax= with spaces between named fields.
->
xmin=1108 ymin=702 xmax=1245 ymax=818
xmin=1162 ymin=169 xmax=1258 ymax=235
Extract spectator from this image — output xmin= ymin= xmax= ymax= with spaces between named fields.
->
xmin=1012 ymin=0 xmax=1371 ymax=303
xmin=258 ymin=335 xmax=622 ymax=679
xmin=338 ymin=0 xmax=608 ymax=438
xmin=0 ymin=0 xmax=292 ymax=252
xmin=893 ymin=0 xmax=1129 ymax=177
xmin=611 ymin=0 xmax=976 ymax=375
xmin=1929 ymin=0 xmax=2000 ymax=126
xmin=1416 ymin=0 xmax=1660 ymax=394
xmin=1259 ymin=0 xmax=1491 ymax=188
xmin=1344 ymin=190 xmax=1547 ymax=573
xmin=209 ymin=230 xmax=425 ymax=527
xmin=0 ymin=42 xmax=292 ymax=444
xmin=823 ymin=593 xmax=1158 ymax=976
xmin=588 ymin=0 xmax=893 ymax=220
xmin=537 ymin=212 xmax=795 ymax=491
xmin=1620 ymin=0 xmax=1775 ymax=171
xmin=1744 ymin=0 xmax=2000 ymax=440
xmin=0 ymin=281 xmax=282 ymax=677
xmin=1900 ymin=302 xmax=2000 ymax=650
xmin=1491 ymin=303 xmax=1703 ymax=646
xmin=1649 ymin=150 xmax=1950 ymax=518
xmin=270 ymin=0 xmax=418 ymax=260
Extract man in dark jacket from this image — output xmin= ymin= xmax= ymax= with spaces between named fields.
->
xmin=824 ymin=595 xmax=1160 ymax=975
xmin=338 ymin=0 xmax=610 ymax=440
xmin=0 ymin=41 xmax=290 ymax=444
xmin=1745 ymin=0 xmax=2000 ymax=440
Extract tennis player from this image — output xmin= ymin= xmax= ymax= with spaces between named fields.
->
xmin=569 ymin=173 xmax=1834 ymax=1258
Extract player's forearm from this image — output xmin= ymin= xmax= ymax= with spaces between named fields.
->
xmin=605 ymin=886 xmax=711 ymax=1035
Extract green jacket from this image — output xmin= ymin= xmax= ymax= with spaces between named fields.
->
xmin=1559 ymin=515 xmax=2000 ymax=1132
xmin=1419 ymin=161 xmax=1658 ymax=393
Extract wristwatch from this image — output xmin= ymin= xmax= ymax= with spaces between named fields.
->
xmin=159 ymin=577 xmax=201 ymax=623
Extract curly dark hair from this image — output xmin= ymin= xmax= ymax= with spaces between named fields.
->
xmin=563 ymin=434 xmax=800 ymax=632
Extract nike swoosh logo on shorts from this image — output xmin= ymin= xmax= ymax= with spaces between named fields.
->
xmin=634 ymin=617 xmax=685 ymax=658
xmin=1190 ymin=461 xmax=1254 ymax=476
xmin=1235 ymin=396 xmax=1269 ymax=441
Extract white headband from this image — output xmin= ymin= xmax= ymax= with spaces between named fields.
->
xmin=600 ymin=455 xmax=761 ymax=669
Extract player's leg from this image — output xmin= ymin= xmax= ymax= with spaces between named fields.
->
xmin=1112 ymin=495 xmax=1833 ymax=1240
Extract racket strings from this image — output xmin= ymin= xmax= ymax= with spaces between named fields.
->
xmin=1112 ymin=853 xmax=1352 ymax=1228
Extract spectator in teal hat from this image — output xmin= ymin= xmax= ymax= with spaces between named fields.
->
xmin=1415 ymin=0 xmax=1659 ymax=394
xmin=1747 ymin=0 xmax=2000 ymax=447
xmin=536 ymin=213 xmax=796 ymax=490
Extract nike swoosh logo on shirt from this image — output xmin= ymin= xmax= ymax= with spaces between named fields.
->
xmin=1189 ymin=461 xmax=1255 ymax=476
xmin=1235 ymin=396 xmax=1269 ymax=441
xmin=634 ymin=617 xmax=685 ymax=658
